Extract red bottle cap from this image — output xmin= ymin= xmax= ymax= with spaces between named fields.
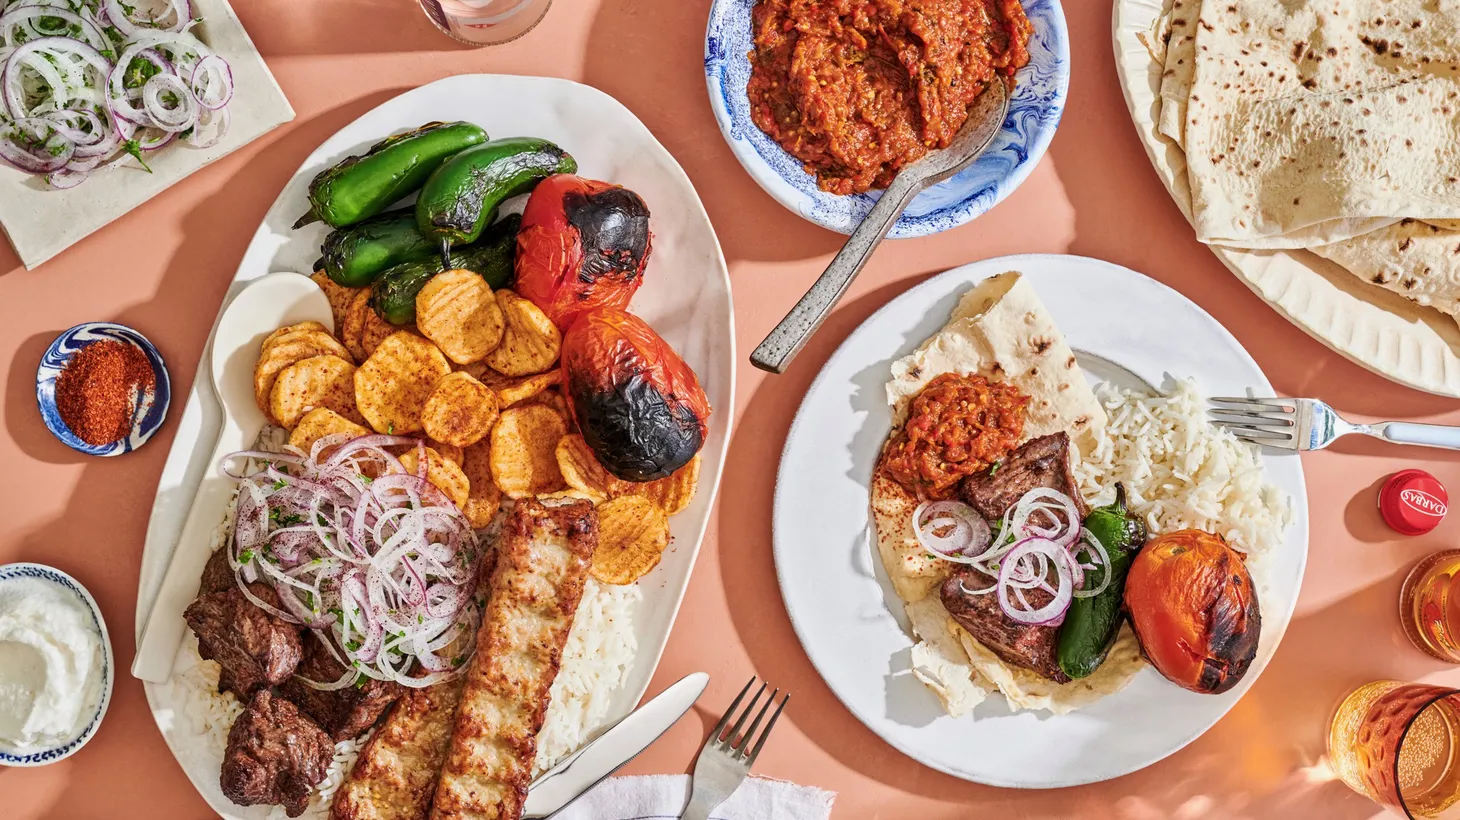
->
xmin=1379 ymin=469 xmax=1448 ymax=536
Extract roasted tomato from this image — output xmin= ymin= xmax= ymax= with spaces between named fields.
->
xmin=1123 ymin=529 xmax=1261 ymax=694
xmin=515 ymin=174 xmax=652 ymax=329
xmin=560 ymin=308 xmax=709 ymax=481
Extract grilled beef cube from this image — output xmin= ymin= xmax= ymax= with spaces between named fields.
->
xmin=185 ymin=586 xmax=303 ymax=698
xmin=279 ymin=632 xmax=403 ymax=741
xmin=941 ymin=569 xmax=1070 ymax=683
xmin=958 ymin=432 xmax=1088 ymax=524
xmin=200 ymin=547 xmax=236 ymax=596
xmin=221 ymin=690 xmax=333 ymax=818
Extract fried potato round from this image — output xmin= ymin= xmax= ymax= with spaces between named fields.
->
xmin=255 ymin=330 xmax=353 ymax=416
xmin=310 ymin=271 xmax=362 ymax=332
xmin=525 ymin=388 xmax=574 ymax=430
xmin=557 ymin=435 xmax=700 ymax=514
xmin=288 ymin=407 xmax=369 ymax=456
xmin=342 ymin=290 xmax=372 ymax=362
xmin=485 ymin=290 xmax=561 ymax=377
xmin=461 ymin=442 xmax=503 ymax=529
xmin=590 ymin=495 xmax=670 ymax=585
xmin=396 ymin=445 xmax=471 ymax=510
xmin=354 ymin=331 xmax=451 ymax=435
xmin=262 ymin=320 xmax=330 ymax=353
xmin=489 ymin=404 xmax=567 ymax=498
xmin=640 ymin=455 xmax=701 ymax=516
xmin=361 ymin=305 xmax=405 ymax=358
xmin=430 ymin=440 xmax=464 ymax=467
xmin=269 ymin=355 xmax=363 ymax=430
xmin=421 ymin=372 xmax=500 ymax=448
xmin=416 ymin=270 xmax=506 ymax=365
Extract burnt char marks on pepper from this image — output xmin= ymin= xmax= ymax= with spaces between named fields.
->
xmin=563 ymin=186 xmax=651 ymax=288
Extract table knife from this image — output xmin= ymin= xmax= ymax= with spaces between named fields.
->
xmin=523 ymin=672 xmax=709 ymax=819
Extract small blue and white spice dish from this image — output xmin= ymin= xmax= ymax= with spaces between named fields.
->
xmin=36 ymin=322 xmax=171 ymax=457
xmin=0 ymin=563 xmax=114 ymax=767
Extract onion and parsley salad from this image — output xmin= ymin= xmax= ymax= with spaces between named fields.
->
xmin=0 ymin=0 xmax=233 ymax=189
xmin=221 ymin=435 xmax=486 ymax=689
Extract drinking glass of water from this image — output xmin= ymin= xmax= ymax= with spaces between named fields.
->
xmin=418 ymin=0 xmax=552 ymax=46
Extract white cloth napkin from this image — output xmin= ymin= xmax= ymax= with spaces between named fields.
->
xmin=554 ymin=774 xmax=835 ymax=820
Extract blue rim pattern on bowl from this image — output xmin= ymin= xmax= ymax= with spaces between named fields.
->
xmin=36 ymin=322 xmax=171 ymax=457
xmin=704 ymin=0 xmax=1070 ymax=238
xmin=0 ymin=563 xmax=115 ymax=767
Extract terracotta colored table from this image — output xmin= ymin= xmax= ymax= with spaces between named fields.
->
xmin=3 ymin=2 xmax=1458 ymax=818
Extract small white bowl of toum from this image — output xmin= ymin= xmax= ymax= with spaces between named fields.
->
xmin=0 ymin=563 xmax=114 ymax=766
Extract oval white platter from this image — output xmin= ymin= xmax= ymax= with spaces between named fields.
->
xmin=132 ymin=74 xmax=735 ymax=818
xmin=1112 ymin=0 xmax=1460 ymax=397
xmin=773 ymin=254 xmax=1308 ymax=788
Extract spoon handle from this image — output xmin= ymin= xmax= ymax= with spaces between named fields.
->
xmin=751 ymin=174 xmax=925 ymax=374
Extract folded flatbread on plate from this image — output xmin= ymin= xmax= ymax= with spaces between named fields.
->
xmin=874 ymin=272 xmax=1145 ymax=717
xmin=1147 ymin=0 xmax=1460 ymax=326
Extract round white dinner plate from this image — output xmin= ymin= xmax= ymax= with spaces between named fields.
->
xmin=136 ymin=75 xmax=734 ymax=819
xmin=773 ymin=254 xmax=1308 ymax=788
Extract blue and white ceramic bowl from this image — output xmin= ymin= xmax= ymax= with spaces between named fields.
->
xmin=704 ymin=0 xmax=1070 ymax=238
xmin=36 ymin=322 xmax=171 ymax=457
xmin=0 ymin=563 xmax=115 ymax=767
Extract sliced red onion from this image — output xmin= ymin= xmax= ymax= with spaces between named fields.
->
xmin=1070 ymin=527 xmax=1113 ymax=599
xmin=0 ymin=118 xmax=73 ymax=173
xmin=912 ymin=500 xmax=991 ymax=564
xmin=0 ymin=7 xmax=109 ymax=52
xmin=140 ymin=72 xmax=196 ymax=131
xmin=104 ymin=0 xmax=192 ymax=36
xmin=189 ymin=54 xmax=230 ymax=109
xmin=222 ymin=434 xmax=483 ymax=688
xmin=4 ymin=36 xmax=112 ymax=119
xmin=996 ymin=538 xmax=1075 ymax=625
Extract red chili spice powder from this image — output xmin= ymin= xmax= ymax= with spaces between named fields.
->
xmin=54 ymin=339 xmax=155 ymax=446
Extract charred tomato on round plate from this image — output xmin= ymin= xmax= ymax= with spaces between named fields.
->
xmin=516 ymin=174 xmax=652 ymax=329
xmin=561 ymin=308 xmax=709 ymax=482
xmin=1123 ymin=529 xmax=1261 ymax=695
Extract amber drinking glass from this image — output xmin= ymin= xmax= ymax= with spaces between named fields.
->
xmin=1328 ymin=681 xmax=1460 ymax=818
xmin=1402 ymin=550 xmax=1460 ymax=663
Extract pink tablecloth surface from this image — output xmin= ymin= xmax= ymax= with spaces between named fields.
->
xmin=2 ymin=2 xmax=1454 ymax=818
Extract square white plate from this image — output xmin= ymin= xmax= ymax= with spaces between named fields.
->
xmin=0 ymin=0 xmax=295 ymax=269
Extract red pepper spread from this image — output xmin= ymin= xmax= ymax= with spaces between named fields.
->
xmin=55 ymin=339 xmax=155 ymax=446
xmin=747 ymin=0 xmax=1033 ymax=195
xmin=883 ymin=372 xmax=1028 ymax=499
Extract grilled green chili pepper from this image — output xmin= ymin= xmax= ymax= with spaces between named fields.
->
xmin=371 ymin=214 xmax=520 ymax=325
xmin=294 ymin=121 xmax=488 ymax=229
xmin=320 ymin=210 xmax=437 ymax=287
xmin=415 ymin=137 xmax=575 ymax=258
xmin=1056 ymin=484 xmax=1148 ymax=680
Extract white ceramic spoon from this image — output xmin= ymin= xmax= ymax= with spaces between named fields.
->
xmin=132 ymin=272 xmax=332 ymax=683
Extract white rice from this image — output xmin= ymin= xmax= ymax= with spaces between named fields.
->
xmin=173 ymin=573 xmax=639 ymax=819
xmin=1073 ymin=379 xmax=1294 ymax=566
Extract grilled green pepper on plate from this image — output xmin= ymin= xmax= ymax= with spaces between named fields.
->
xmin=415 ymin=137 xmax=576 ymax=253
xmin=295 ymin=121 xmax=488 ymax=229
xmin=371 ymin=214 xmax=521 ymax=326
xmin=1056 ymin=484 xmax=1148 ymax=680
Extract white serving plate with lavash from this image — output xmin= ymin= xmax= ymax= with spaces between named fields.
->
xmin=1113 ymin=0 xmax=1460 ymax=397
xmin=132 ymin=75 xmax=734 ymax=818
xmin=773 ymin=255 xmax=1307 ymax=787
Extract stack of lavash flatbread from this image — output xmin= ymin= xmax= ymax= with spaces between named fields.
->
xmin=874 ymin=273 xmax=1147 ymax=717
xmin=1142 ymin=0 xmax=1460 ymax=321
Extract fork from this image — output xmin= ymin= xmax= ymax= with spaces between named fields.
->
xmin=679 ymin=677 xmax=790 ymax=820
xmin=1208 ymin=396 xmax=1460 ymax=451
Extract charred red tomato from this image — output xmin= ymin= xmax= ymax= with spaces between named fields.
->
xmin=515 ymin=174 xmax=653 ymax=329
xmin=561 ymin=308 xmax=710 ymax=481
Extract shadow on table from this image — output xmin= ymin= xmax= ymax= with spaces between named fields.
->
xmin=580 ymin=0 xmax=843 ymax=267
xmin=238 ymin=0 xmax=467 ymax=57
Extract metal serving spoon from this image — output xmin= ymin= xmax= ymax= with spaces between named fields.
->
xmin=750 ymin=81 xmax=1011 ymax=374
xmin=132 ymin=272 xmax=332 ymax=683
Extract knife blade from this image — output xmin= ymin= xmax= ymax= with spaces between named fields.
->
xmin=522 ymin=672 xmax=708 ymax=819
